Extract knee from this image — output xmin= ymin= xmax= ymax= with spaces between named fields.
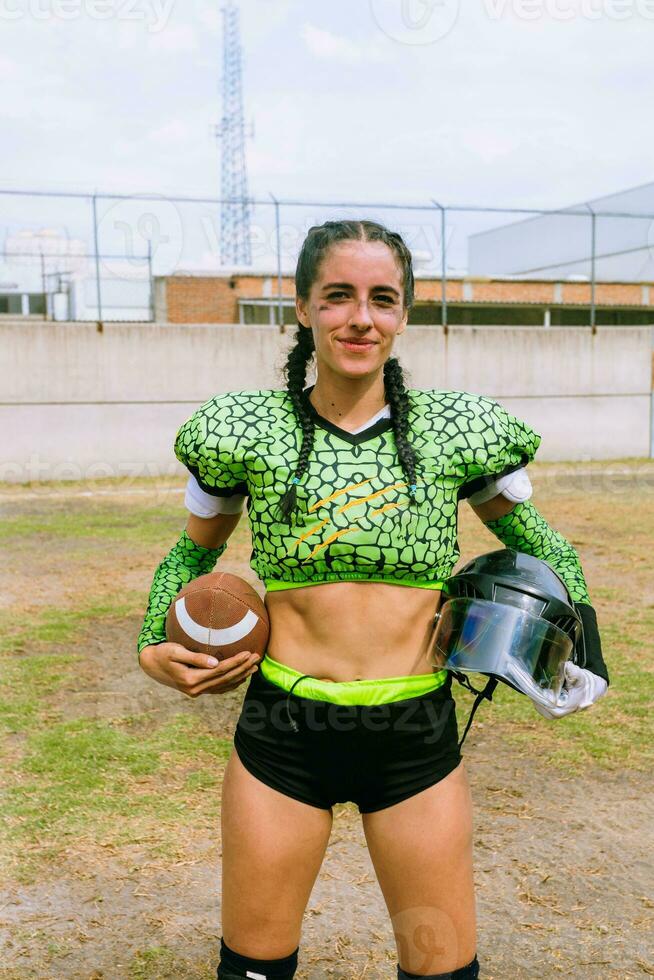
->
xmin=217 ymin=937 xmax=299 ymax=979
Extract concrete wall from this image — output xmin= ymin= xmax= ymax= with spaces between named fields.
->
xmin=1 ymin=321 xmax=651 ymax=482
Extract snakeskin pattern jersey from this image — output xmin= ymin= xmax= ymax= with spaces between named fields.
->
xmin=137 ymin=530 xmax=226 ymax=654
xmin=484 ymin=501 xmax=591 ymax=603
xmin=174 ymin=387 xmax=541 ymax=589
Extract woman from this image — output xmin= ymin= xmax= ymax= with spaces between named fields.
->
xmin=137 ymin=220 xmax=608 ymax=980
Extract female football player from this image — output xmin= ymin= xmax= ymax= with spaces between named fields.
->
xmin=137 ymin=220 xmax=608 ymax=980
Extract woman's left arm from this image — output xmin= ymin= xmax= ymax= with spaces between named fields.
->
xmin=469 ymin=494 xmax=610 ymax=718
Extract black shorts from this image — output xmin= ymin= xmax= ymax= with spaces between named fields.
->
xmin=233 ymin=669 xmax=462 ymax=814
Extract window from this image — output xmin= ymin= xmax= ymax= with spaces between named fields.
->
xmin=239 ymin=299 xmax=297 ymax=326
xmin=241 ymin=303 xmax=272 ymax=325
xmin=409 ymin=303 xmax=544 ymax=326
xmin=28 ymin=293 xmax=46 ymax=315
xmin=550 ymin=307 xmax=654 ymax=326
xmin=0 ymin=294 xmax=23 ymax=314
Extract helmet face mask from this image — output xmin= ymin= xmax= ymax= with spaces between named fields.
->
xmin=432 ymin=549 xmax=582 ymax=709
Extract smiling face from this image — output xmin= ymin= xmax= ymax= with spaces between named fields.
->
xmin=295 ymin=239 xmax=409 ymax=384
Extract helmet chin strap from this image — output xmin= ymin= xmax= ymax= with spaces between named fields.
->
xmin=452 ymin=673 xmax=499 ymax=749
xmin=430 ymin=608 xmax=499 ymax=749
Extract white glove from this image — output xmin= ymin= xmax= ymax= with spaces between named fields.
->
xmin=533 ymin=662 xmax=608 ymax=720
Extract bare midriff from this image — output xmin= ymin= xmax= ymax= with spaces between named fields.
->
xmin=264 ymin=580 xmax=445 ymax=683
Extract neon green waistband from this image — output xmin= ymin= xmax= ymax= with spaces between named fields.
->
xmin=265 ymin=577 xmax=446 ymax=592
xmin=259 ymin=653 xmax=448 ymax=706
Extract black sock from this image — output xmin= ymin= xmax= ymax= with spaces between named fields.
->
xmin=217 ymin=937 xmax=299 ymax=980
xmin=397 ymin=954 xmax=480 ymax=980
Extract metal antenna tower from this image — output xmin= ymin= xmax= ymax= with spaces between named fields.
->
xmin=216 ymin=1 xmax=252 ymax=266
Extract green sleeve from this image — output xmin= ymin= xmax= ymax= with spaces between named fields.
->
xmin=174 ymin=394 xmax=249 ymax=498
xmin=484 ymin=503 xmax=609 ymax=683
xmin=458 ymin=397 xmax=541 ymax=500
xmin=136 ymin=530 xmax=226 ymax=660
xmin=483 ymin=500 xmax=591 ymax=604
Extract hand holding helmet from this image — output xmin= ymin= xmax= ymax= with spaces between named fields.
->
xmin=531 ymin=661 xmax=608 ymax=720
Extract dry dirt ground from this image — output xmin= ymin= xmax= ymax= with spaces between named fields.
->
xmin=0 ymin=466 xmax=653 ymax=979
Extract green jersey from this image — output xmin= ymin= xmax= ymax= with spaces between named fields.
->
xmin=173 ymin=386 xmax=541 ymax=592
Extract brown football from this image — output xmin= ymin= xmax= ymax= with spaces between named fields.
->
xmin=166 ymin=571 xmax=269 ymax=661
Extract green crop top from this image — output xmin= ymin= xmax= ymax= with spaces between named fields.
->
xmin=173 ymin=386 xmax=541 ymax=592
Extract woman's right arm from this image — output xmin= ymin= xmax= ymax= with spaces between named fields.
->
xmin=137 ymin=511 xmax=260 ymax=698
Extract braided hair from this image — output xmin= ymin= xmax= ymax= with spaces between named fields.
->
xmin=277 ymin=219 xmax=420 ymax=524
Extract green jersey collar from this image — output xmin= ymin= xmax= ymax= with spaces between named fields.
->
xmin=301 ymin=384 xmax=394 ymax=446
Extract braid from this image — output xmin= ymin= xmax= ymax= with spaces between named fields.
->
xmin=384 ymin=356 xmax=420 ymax=507
xmin=276 ymin=326 xmax=316 ymax=523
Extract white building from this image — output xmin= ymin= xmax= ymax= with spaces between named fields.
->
xmin=468 ymin=181 xmax=654 ymax=283
xmin=0 ymin=228 xmax=89 ymax=320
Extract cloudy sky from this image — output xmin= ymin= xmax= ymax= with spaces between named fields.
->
xmin=1 ymin=0 xmax=653 ymax=282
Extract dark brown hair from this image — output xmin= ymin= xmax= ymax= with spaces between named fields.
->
xmin=277 ymin=219 xmax=420 ymax=523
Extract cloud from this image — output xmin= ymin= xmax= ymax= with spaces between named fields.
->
xmin=301 ymin=23 xmax=384 ymax=64
xmin=147 ymin=119 xmax=194 ymax=145
xmin=0 ymin=56 xmax=21 ymax=82
xmin=114 ymin=18 xmax=199 ymax=52
xmin=197 ymin=2 xmax=221 ymax=33
xmin=146 ymin=22 xmax=199 ymax=52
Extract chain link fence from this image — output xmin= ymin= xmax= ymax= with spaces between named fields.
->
xmin=2 ymin=186 xmax=654 ymax=329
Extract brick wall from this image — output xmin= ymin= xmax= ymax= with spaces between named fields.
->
xmin=163 ymin=274 xmax=295 ymax=324
xmin=160 ymin=273 xmax=654 ymax=324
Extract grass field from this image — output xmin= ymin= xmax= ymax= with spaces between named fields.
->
xmin=0 ymin=461 xmax=653 ymax=978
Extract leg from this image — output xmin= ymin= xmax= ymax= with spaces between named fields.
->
xmin=220 ymin=747 xmax=333 ymax=959
xmin=361 ymin=762 xmax=476 ymax=977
